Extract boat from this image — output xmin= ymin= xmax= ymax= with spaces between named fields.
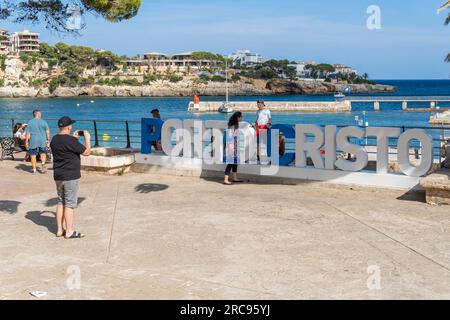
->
xmin=218 ymin=102 xmax=234 ymax=113
xmin=334 ymin=92 xmax=346 ymax=101
xmin=218 ymin=60 xmax=234 ymax=114
xmin=187 ymin=95 xmax=200 ymax=112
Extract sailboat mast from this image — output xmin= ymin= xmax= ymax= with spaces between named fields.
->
xmin=225 ymin=59 xmax=229 ymax=103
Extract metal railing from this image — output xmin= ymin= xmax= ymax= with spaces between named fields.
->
xmin=1 ymin=117 xmax=449 ymax=162
xmin=0 ymin=118 xmax=142 ymax=149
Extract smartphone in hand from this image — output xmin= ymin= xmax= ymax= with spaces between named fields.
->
xmin=77 ymin=130 xmax=85 ymax=137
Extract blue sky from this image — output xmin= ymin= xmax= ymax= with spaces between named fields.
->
xmin=2 ymin=0 xmax=450 ymax=79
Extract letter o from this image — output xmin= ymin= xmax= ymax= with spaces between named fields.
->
xmin=397 ymin=129 xmax=433 ymax=177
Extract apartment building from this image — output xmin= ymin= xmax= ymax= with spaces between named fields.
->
xmin=0 ymin=28 xmax=11 ymax=54
xmin=229 ymin=50 xmax=263 ymax=67
xmin=125 ymin=51 xmax=220 ymax=74
xmin=11 ymin=29 xmax=40 ymax=53
xmin=333 ymin=64 xmax=356 ymax=75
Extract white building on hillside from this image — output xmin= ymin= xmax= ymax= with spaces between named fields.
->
xmin=333 ymin=64 xmax=357 ymax=75
xmin=11 ymin=29 xmax=40 ymax=53
xmin=229 ymin=50 xmax=263 ymax=67
xmin=0 ymin=28 xmax=11 ymax=54
xmin=288 ymin=61 xmax=316 ymax=79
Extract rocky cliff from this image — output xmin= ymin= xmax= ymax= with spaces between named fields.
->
xmin=264 ymin=79 xmax=396 ymax=95
xmin=0 ymin=79 xmax=395 ymax=98
xmin=0 ymin=56 xmax=395 ymax=98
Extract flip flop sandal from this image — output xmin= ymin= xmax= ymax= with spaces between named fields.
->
xmin=56 ymin=230 xmax=66 ymax=238
xmin=223 ymin=182 xmax=232 ymax=185
xmin=65 ymin=231 xmax=85 ymax=239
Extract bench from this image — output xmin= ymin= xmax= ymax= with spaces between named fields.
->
xmin=420 ymin=169 xmax=450 ymax=205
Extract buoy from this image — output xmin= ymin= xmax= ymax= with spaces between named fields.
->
xmin=102 ymin=134 xmax=110 ymax=141
xmin=90 ymin=100 xmax=95 ymax=103
xmin=194 ymin=95 xmax=200 ymax=104
xmin=76 ymin=103 xmax=81 ymax=107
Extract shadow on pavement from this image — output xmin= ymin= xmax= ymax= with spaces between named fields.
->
xmin=25 ymin=210 xmax=57 ymax=235
xmin=135 ymin=183 xmax=169 ymax=194
xmin=0 ymin=200 xmax=21 ymax=214
xmin=397 ymin=189 xmax=426 ymax=203
xmin=15 ymin=164 xmax=31 ymax=172
xmin=45 ymin=197 xmax=86 ymax=207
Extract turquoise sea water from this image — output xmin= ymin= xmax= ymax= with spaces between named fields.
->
xmin=0 ymin=80 xmax=449 ymax=149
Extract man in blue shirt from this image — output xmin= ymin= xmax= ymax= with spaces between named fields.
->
xmin=25 ymin=110 xmax=51 ymax=173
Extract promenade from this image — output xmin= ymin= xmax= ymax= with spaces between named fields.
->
xmin=1 ymin=158 xmax=450 ymax=299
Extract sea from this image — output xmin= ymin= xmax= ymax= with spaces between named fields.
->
xmin=1 ymin=80 xmax=449 ymax=149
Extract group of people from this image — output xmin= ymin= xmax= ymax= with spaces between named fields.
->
xmin=223 ymin=100 xmax=278 ymax=185
xmin=8 ymin=100 xmax=275 ymax=238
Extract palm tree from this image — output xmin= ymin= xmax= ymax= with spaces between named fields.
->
xmin=439 ymin=1 xmax=450 ymax=61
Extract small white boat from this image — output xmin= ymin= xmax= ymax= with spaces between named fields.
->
xmin=218 ymin=60 xmax=234 ymax=114
xmin=218 ymin=102 xmax=234 ymax=113
xmin=334 ymin=92 xmax=346 ymax=101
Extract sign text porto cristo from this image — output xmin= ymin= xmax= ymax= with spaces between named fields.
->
xmin=141 ymin=118 xmax=434 ymax=178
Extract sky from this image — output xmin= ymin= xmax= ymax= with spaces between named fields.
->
xmin=2 ymin=0 xmax=450 ymax=79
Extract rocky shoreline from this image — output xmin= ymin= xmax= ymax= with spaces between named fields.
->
xmin=0 ymin=79 xmax=396 ymax=98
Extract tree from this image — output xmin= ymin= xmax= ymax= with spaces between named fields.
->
xmin=0 ymin=0 xmax=141 ymax=32
xmin=438 ymin=1 xmax=450 ymax=61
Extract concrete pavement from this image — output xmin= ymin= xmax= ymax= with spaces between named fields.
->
xmin=0 ymin=158 xmax=450 ymax=299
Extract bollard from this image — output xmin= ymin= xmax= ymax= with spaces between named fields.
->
xmin=402 ymin=101 xmax=408 ymax=111
xmin=445 ymin=140 xmax=450 ymax=169
xmin=430 ymin=101 xmax=436 ymax=109
xmin=374 ymin=101 xmax=380 ymax=112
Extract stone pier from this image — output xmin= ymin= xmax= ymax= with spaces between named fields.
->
xmin=192 ymin=101 xmax=352 ymax=113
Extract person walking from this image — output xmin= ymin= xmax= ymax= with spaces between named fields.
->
xmin=50 ymin=116 xmax=91 ymax=239
xmin=224 ymin=112 xmax=244 ymax=185
xmin=25 ymin=110 xmax=50 ymax=173
xmin=255 ymin=100 xmax=272 ymax=163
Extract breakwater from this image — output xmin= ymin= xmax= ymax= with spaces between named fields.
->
xmin=193 ymin=100 xmax=352 ymax=113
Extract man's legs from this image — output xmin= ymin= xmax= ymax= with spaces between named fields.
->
xmin=30 ymin=155 xmax=37 ymax=172
xmin=40 ymin=150 xmax=47 ymax=173
xmin=61 ymin=179 xmax=84 ymax=239
xmin=56 ymin=204 xmax=65 ymax=236
xmin=63 ymin=207 xmax=75 ymax=236
xmin=55 ymin=181 xmax=66 ymax=237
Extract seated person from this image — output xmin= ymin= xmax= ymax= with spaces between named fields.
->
xmin=150 ymin=108 xmax=163 ymax=152
xmin=13 ymin=123 xmax=27 ymax=151
xmin=279 ymin=133 xmax=286 ymax=156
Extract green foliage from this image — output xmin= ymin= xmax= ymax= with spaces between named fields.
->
xmin=49 ymin=77 xmax=61 ymax=93
xmin=198 ymin=74 xmax=210 ymax=82
xmin=0 ymin=54 xmax=6 ymax=71
xmin=143 ymin=74 xmax=160 ymax=84
xmin=230 ymin=74 xmax=241 ymax=82
xmin=96 ymin=77 xmax=141 ymax=86
xmin=0 ymin=0 xmax=142 ymax=33
xmin=168 ymin=74 xmax=183 ymax=83
xmin=0 ymin=78 xmax=4 ymax=87
xmin=210 ymin=75 xmax=225 ymax=82
xmin=30 ymin=78 xmax=43 ymax=88
xmin=191 ymin=51 xmax=223 ymax=61
xmin=83 ymin=0 xmax=142 ymax=22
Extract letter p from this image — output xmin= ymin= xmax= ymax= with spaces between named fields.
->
xmin=141 ymin=118 xmax=163 ymax=154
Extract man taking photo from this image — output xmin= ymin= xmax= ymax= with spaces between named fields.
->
xmin=50 ymin=116 xmax=91 ymax=239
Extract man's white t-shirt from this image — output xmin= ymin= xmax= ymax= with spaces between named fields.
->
xmin=256 ymin=109 xmax=272 ymax=125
